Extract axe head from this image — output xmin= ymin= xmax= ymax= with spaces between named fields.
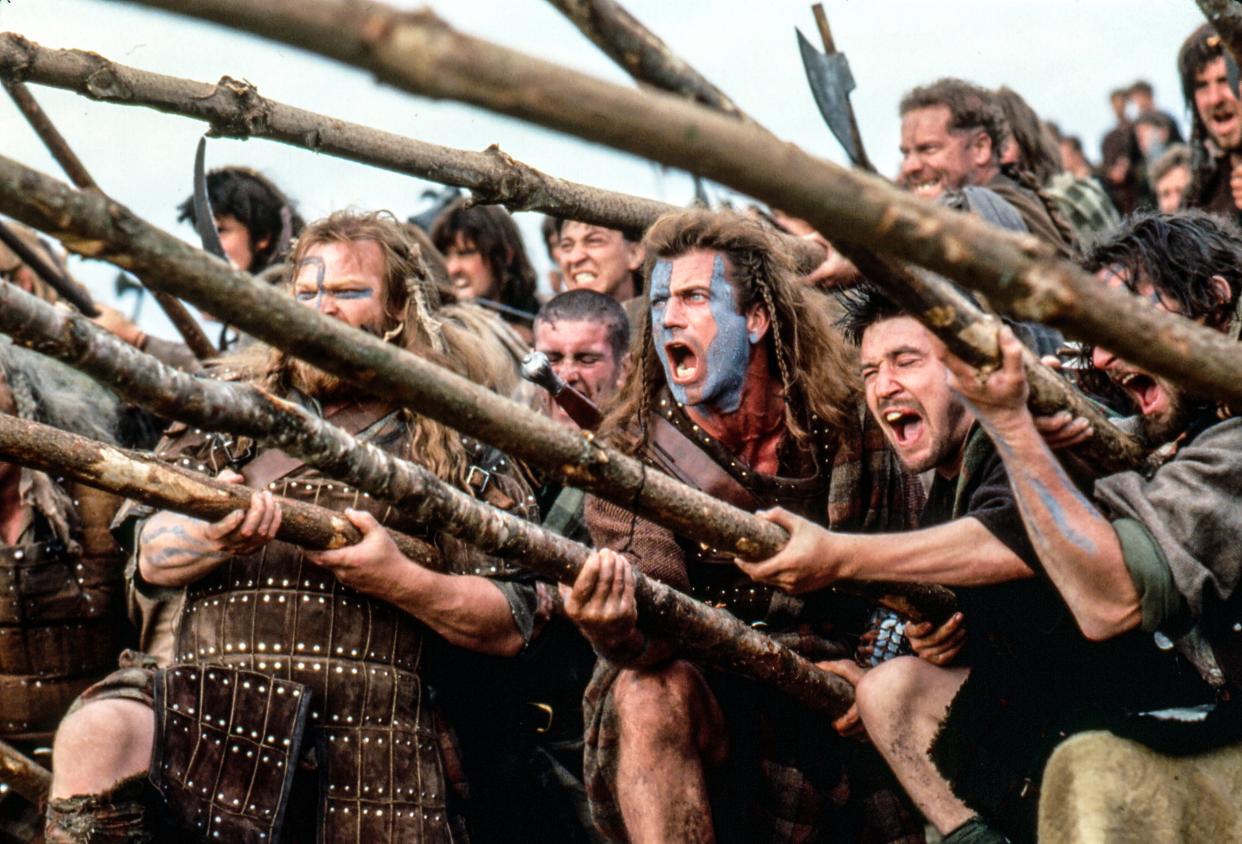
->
xmin=797 ymin=28 xmax=862 ymax=167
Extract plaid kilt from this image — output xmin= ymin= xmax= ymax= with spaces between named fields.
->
xmin=579 ymin=400 xmax=925 ymax=843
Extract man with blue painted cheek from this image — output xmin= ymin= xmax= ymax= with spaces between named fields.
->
xmin=560 ymin=210 xmax=925 ymax=844
xmin=935 ymin=211 xmax=1242 ymax=843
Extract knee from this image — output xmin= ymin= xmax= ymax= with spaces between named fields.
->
xmin=52 ymin=699 xmax=154 ymax=797
xmin=855 ymin=655 xmax=924 ymax=724
xmin=612 ymin=660 xmax=707 ymax=743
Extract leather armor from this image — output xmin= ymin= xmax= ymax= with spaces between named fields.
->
xmin=0 ymin=483 xmax=126 ymax=742
xmin=150 ymin=406 xmax=534 ymax=843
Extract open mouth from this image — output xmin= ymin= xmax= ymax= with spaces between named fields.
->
xmin=882 ymin=407 xmax=924 ymax=446
xmin=906 ymin=178 xmax=942 ymax=199
xmin=665 ymin=342 xmax=700 ymax=383
xmin=1116 ymin=371 xmax=1163 ymax=415
xmin=572 ymin=271 xmax=598 ymax=287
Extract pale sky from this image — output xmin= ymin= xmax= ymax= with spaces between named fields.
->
xmin=0 ymin=0 xmax=1205 ymax=341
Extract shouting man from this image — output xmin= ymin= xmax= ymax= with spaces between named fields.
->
xmin=937 ymin=211 xmax=1242 ymax=842
xmin=44 ymin=211 xmax=543 ymax=843
xmin=1179 ymin=24 xmax=1242 ymax=222
xmin=743 ymin=286 xmax=1196 ymax=843
xmin=556 ymin=220 xmax=645 ymax=306
xmin=562 ymin=210 xmax=923 ymax=843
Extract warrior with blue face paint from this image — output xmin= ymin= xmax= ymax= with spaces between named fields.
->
xmin=561 ymin=210 xmax=924 ymax=844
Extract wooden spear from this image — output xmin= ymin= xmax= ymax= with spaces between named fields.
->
xmin=0 ymin=307 xmax=859 ymax=717
xmin=2 ymin=77 xmax=217 ymax=360
xmin=0 ymin=737 xmax=50 ymax=806
xmin=0 ymin=411 xmax=445 ymax=568
xmin=112 ymin=0 xmax=1242 ymax=422
xmin=544 ymin=0 xmax=1144 ymax=473
xmin=543 ymin=0 xmax=749 ymax=121
xmin=0 ymin=152 xmax=955 ymax=625
xmin=0 ymin=34 xmax=816 ymax=269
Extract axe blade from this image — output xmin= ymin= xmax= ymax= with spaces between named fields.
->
xmin=797 ymin=28 xmax=862 ymax=167
xmin=193 ymin=136 xmax=229 ymax=261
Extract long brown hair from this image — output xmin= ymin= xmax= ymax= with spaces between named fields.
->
xmin=230 ymin=209 xmax=509 ymax=488
xmin=602 ymin=209 xmax=859 ymax=452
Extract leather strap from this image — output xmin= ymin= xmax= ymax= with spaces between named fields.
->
xmin=241 ymin=399 xmax=390 ymax=489
xmin=648 ymin=414 xmax=757 ymax=512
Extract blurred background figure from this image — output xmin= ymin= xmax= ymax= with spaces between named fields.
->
xmin=1149 ymin=143 xmax=1192 ymax=212
xmin=431 ymin=199 xmax=541 ymax=340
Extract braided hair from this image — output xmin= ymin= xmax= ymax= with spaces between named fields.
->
xmin=601 ymin=210 xmax=859 ymax=454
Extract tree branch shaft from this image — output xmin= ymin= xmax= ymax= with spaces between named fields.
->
xmin=0 ymin=278 xmax=865 ymax=718
xmin=0 ymin=410 xmax=441 ymax=565
xmin=544 ymin=0 xmax=747 ymax=120
xmin=107 ymin=0 xmax=1242 ymax=422
xmin=3 ymin=73 xmax=215 ymax=359
xmin=0 ymin=737 xmax=50 ymax=805
xmin=543 ymin=0 xmax=1140 ymax=473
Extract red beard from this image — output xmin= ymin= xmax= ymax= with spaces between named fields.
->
xmin=289 ymin=357 xmax=349 ymax=401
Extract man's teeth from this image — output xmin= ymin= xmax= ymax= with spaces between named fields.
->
xmin=885 ymin=410 xmax=905 ymax=423
xmin=676 ymin=363 xmax=695 ymax=378
xmin=573 ymin=272 xmax=597 ymax=284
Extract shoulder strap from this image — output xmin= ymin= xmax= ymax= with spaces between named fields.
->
xmin=241 ymin=399 xmax=391 ymax=489
xmin=647 ymin=413 xmax=758 ymax=512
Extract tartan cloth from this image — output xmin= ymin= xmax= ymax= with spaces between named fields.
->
xmin=1045 ymin=173 xmax=1121 ymax=246
xmin=580 ymin=398 xmax=925 ymax=843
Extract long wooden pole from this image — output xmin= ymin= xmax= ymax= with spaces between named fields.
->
xmin=544 ymin=0 xmax=749 ymax=121
xmin=0 ymin=278 xmax=882 ymax=716
xmin=543 ymin=0 xmax=1144 ymax=474
xmin=3 ymin=77 xmax=217 ymax=360
xmin=0 ymin=152 xmax=955 ymax=628
xmin=0 ymin=738 xmax=50 ymax=805
xmin=109 ymin=0 xmax=1242 ymax=419
xmin=0 ymin=33 xmax=810 ymax=268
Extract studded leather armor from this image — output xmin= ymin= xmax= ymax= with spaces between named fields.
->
xmin=146 ymin=402 xmax=536 ymax=843
xmin=0 ymin=483 xmax=126 ymax=742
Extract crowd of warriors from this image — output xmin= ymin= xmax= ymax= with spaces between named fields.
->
xmin=4 ymin=18 xmax=1242 ymax=844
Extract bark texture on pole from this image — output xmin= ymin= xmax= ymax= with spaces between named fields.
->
xmin=842 ymin=249 xmax=1148 ymax=473
xmin=0 ymin=411 xmax=443 ymax=567
xmin=545 ymin=0 xmax=747 ymax=120
xmin=0 ymin=32 xmax=827 ymax=273
xmin=3 ymin=74 xmax=216 ymax=360
xmin=108 ymin=0 xmax=1242 ymax=420
xmin=0 ymin=279 xmax=875 ymax=716
xmin=539 ymin=0 xmax=1144 ymax=474
xmin=0 ymin=737 xmax=50 ymax=805
xmin=0 ymin=154 xmax=958 ymax=630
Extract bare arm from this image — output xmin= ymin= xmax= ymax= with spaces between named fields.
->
xmin=305 ymin=509 xmax=524 ymax=656
xmin=738 ymin=511 xmax=1031 ymax=594
xmin=942 ymin=327 xmax=1141 ymax=640
xmin=138 ymin=471 xmax=281 ymax=587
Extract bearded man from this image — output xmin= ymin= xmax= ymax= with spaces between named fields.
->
xmin=1179 ymin=24 xmax=1242 ymax=221
xmin=935 ymin=211 xmax=1242 ymax=842
xmin=743 ymin=286 xmax=1199 ymax=844
xmin=562 ymin=210 xmax=924 ymax=843
xmin=43 ymin=210 xmax=544 ymax=843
